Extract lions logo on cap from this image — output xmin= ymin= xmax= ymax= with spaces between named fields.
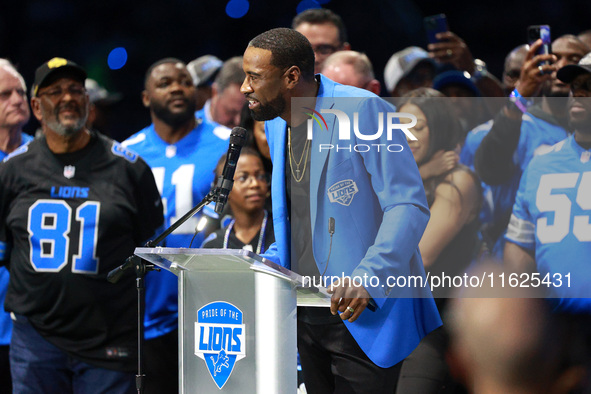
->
xmin=47 ymin=57 xmax=68 ymax=69
xmin=195 ymin=301 xmax=246 ymax=389
xmin=328 ymin=179 xmax=358 ymax=206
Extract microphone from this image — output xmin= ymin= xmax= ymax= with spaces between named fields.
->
xmin=215 ymin=127 xmax=247 ymax=214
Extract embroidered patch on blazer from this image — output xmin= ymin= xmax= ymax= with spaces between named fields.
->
xmin=327 ymin=179 xmax=358 ymax=206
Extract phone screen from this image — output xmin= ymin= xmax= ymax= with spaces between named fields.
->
xmin=527 ymin=25 xmax=551 ymax=56
xmin=424 ymin=14 xmax=448 ymax=44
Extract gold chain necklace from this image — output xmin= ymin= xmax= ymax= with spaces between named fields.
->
xmin=288 ymin=126 xmax=310 ymax=183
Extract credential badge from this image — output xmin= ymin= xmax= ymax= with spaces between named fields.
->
xmin=195 ymin=301 xmax=246 ymax=389
xmin=328 ymin=179 xmax=358 ymax=206
xmin=63 ymin=165 xmax=75 ymax=179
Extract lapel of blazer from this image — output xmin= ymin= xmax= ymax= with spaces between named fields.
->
xmin=310 ymin=76 xmax=337 ymax=237
xmin=269 ymin=117 xmax=290 ymax=267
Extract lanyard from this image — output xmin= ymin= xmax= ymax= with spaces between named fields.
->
xmin=223 ymin=210 xmax=268 ymax=254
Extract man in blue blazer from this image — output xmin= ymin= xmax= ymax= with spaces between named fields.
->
xmin=241 ymin=28 xmax=441 ymax=392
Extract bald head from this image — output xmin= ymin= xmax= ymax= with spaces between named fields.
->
xmin=504 ymin=44 xmax=528 ymax=75
xmin=578 ymin=30 xmax=591 ymax=49
xmin=451 ymin=297 xmax=550 ymax=385
xmin=448 ymin=263 xmax=587 ymax=394
xmin=321 ymin=50 xmax=381 ymax=95
xmin=502 ymin=44 xmax=528 ymax=95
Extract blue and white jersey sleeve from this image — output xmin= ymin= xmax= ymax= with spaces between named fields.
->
xmin=506 ymin=163 xmax=536 ymax=251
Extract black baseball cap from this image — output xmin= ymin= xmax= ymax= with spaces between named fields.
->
xmin=32 ymin=57 xmax=87 ymax=97
xmin=557 ymin=53 xmax=591 ymax=84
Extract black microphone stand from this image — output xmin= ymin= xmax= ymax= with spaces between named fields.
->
xmin=108 ymin=189 xmax=218 ymax=393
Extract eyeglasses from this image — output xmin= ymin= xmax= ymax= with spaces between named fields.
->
xmin=570 ymin=77 xmax=591 ymax=92
xmin=311 ymin=44 xmax=340 ymax=56
xmin=38 ymin=85 xmax=86 ymax=100
xmin=235 ymin=173 xmax=269 ymax=186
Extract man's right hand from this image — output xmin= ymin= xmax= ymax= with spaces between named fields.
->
xmin=514 ymin=39 xmax=557 ymax=98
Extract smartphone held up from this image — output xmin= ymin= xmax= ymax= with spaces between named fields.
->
xmin=527 ymin=24 xmax=552 ymax=71
xmin=424 ymin=14 xmax=448 ymax=44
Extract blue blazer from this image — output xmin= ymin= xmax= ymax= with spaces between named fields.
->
xmin=261 ymin=75 xmax=441 ymax=367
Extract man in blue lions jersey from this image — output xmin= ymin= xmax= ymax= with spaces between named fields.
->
xmin=475 ymin=36 xmax=589 ymax=186
xmin=505 ymin=53 xmax=591 ymax=312
xmin=123 ymin=58 xmax=229 ymax=394
xmin=472 ymin=37 xmax=588 ymax=259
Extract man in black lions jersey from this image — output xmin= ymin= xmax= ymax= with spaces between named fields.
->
xmin=0 ymin=58 xmax=163 ymax=393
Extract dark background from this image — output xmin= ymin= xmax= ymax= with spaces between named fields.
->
xmin=2 ymin=0 xmax=590 ymax=141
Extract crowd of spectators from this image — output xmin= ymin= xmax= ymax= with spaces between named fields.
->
xmin=1 ymin=6 xmax=591 ymax=393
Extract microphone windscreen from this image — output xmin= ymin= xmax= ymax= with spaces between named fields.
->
xmin=230 ymin=127 xmax=247 ymax=146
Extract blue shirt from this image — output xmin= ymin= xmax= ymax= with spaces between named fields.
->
xmin=123 ymin=120 xmax=229 ymax=339
xmin=506 ymin=135 xmax=591 ymax=312
xmin=516 ymin=112 xmax=569 ymax=172
xmin=0 ymin=132 xmax=34 ymax=346
xmin=465 ymin=111 xmax=570 ymax=258
xmin=461 ymin=120 xmax=520 ymax=257
xmin=461 ymin=120 xmax=495 ymax=224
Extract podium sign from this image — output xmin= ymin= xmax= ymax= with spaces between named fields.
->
xmin=135 ymin=248 xmax=330 ymax=393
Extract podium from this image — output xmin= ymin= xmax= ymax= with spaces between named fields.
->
xmin=135 ymin=247 xmax=331 ymax=394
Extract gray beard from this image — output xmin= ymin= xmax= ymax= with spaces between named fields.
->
xmin=47 ymin=115 xmax=88 ymax=136
xmin=47 ymin=101 xmax=89 ymax=136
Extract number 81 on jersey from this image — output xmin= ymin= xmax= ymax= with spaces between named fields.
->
xmin=27 ymin=200 xmax=100 ymax=274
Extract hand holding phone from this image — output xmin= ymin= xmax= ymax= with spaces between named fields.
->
xmin=510 ymin=27 xmax=556 ymax=98
xmin=425 ymin=16 xmax=476 ymax=72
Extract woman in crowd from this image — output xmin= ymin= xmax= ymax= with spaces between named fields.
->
xmin=400 ymin=88 xmax=482 ymax=286
xmin=395 ymin=88 xmax=482 ymax=394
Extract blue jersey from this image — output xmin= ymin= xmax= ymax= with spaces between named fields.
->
xmin=461 ymin=120 xmax=494 ymax=224
xmin=465 ymin=112 xmax=570 ymax=258
xmin=195 ymin=103 xmax=211 ymax=125
xmin=0 ymin=132 xmax=34 ymax=346
xmin=516 ymin=113 xmax=569 ymax=173
xmin=506 ymin=135 xmax=591 ymax=312
xmin=461 ymin=120 xmax=519 ymax=257
xmin=460 ymin=119 xmax=492 ymax=168
xmin=123 ymin=120 xmax=229 ymax=339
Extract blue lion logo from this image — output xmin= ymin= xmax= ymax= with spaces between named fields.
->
xmin=210 ymin=349 xmax=230 ymax=376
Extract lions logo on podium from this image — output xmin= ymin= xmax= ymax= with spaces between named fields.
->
xmin=195 ymin=301 xmax=246 ymax=389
